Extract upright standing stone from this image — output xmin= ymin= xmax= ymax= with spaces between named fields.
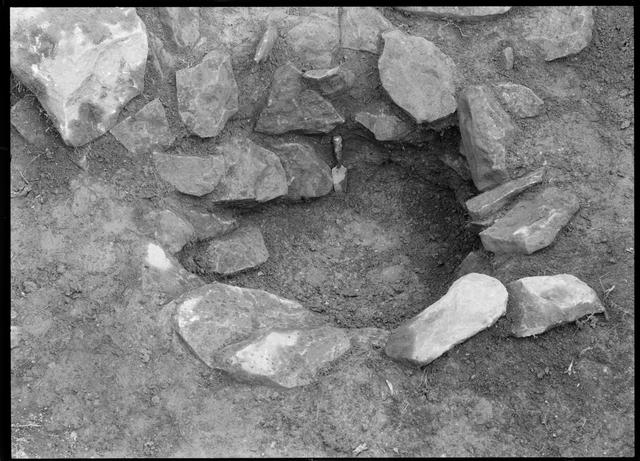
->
xmin=110 ymin=99 xmax=175 ymax=155
xmin=341 ymin=7 xmax=394 ymax=53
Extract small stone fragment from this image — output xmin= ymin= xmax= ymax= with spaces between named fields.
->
xmin=507 ymin=274 xmax=605 ymax=337
xmin=332 ymin=165 xmax=348 ymax=193
xmin=201 ymin=225 xmax=269 ymax=276
xmin=158 ymin=7 xmax=200 ymax=48
xmin=254 ymin=19 xmax=278 ymax=64
xmin=110 ymin=99 xmax=175 ymax=155
xmin=144 ymin=209 xmax=195 ymax=254
xmin=285 ymin=14 xmax=339 ymax=68
xmin=355 ymin=108 xmax=412 ymax=141
xmin=271 ymin=143 xmax=333 ymax=200
xmin=493 ymin=83 xmax=544 ymax=119
xmin=479 ymin=187 xmax=580 ymax=254
xmin=11 ymin=326 xmax=22 ymax=349
xmin=384 ymin=273 xmax=508 ymax=365
xmin=303 ymin=66 xmax=356 ymax=96
xmin=503 ymin=47 xmax=514 ymax=70
xmin=341 ymin=7 xmax=394 ymax=53
xmin=10 ymin=97 xmax=49 ymax=147
xmin=153 ymin=152 xmax=225 ymax=197
xmin=395 ymin=7 xmax=512 ymax=21
xmin=332 ymin=135 xmax=343 ymax=164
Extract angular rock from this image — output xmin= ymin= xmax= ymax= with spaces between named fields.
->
xmin=493 ymin=83 xmax=544 ymax=119
xmin=255 ymin=63 xmax=345 ymax=135
xmin=355 ymin=108 xmax=412 ymax=141
xmin=453 ymin=251 xmax=493 ymax=279
xmin=285 ymin=14 xmax=339 ymax=68
xmin=148 ymin=30 xmax=178 ymax=80
xmin=10 ymin=8 xmax=148 ymax=147
xmin=341 ymin=7 xmax=394 ymax=53
xmin=384 ymin=273 xmax=508 ymax=365
xmin=200 ymin=225 xmax=269 ymax=276
xmin=457 ymin=85 xmax=517 ymax=191
xmin=164 ymin=197 xmax=237 ymax=240
xmin=254 ymin=19 xmax=278 ymax=64
xmin=379 ymin=29 xmax=457 ymax=124
xmin=303 ymin=66 xmax=356 ymax=96
xmin=479 ymin=187 xmax=580 ymax=254
xmin=395 ymin=7 xmax=512 ymax=21
xmin=332 ymin=165 xmax=348 ymax=193
xmin=153 ymin=152 xmax=225 ymax=197
xmin=157 ymin=7 xmax=200 ymax=48
xmin=11 ymin=97 xmax=50 ymax=147
xmin=271 ymin=143 xmax=333 ymax=200
xmin=507 ymin=274 xmax=605 ymax=337
xmin=144 ymin=209 xmax=195 ymax=254
xmin=465 ymin=168 xmax=545 ymax=221
xmin=207 ymin=138 xmax=288 ymax=203
xmin=503 ymin=47 xmax=514 ymax=70
xmin=110 ymin=99 xmax=175 ymax=155
xmin=176 ymin=50 xmax=238 ymax=138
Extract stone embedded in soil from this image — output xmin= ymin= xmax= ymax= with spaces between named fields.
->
xmin=395 ymin=7 xmax=512 ymax=21
xmin=200 ymin=225 xmax=269 ymax=276
xmin=255 ymin=63 xmax=345 ymax=135
xmin=164 ymin=197 xmax=237 ymax=240
xmin=157 ymin=7 xmax=200 ymax=48
xmin=11 ymin=325 xmax=22 ymax=349
xmin=110 ymin=99 xmax=175 ymax=155
xmin=341 ymin=7 xmax=395 ymax=53
xmin=271 ymin=142 xmax=333 ymax=200
xmin=332 ymin=165 xmax=348 ymax=193
xmin=479 ymin=187 xmax=580 ymax=254
xmin=148 ymin=30 xmax=178 ymax=80
xmin=302 ymin=66 xmax=356 ymax=96
xmin=254 ymin=19 xmax=278 ymax=64
xmin=438 ymin=150 xmax=472 ymax=181
xmin=10 ymin=97 xmax=50 ymax=147
xmin=206 ymin=137 xmax=288 ymax=204
xmin=507 ymin=274 xmax=605 ymax=337
xmin=453 ymin=251 xmax=493 ymax=279
xmin=457 ymin=85 xmax=517 ymax=191
xmin=379 ymin=29 xmax=457 ymax=124
xmin=143 ymin=209 xmax=195 ymax=254
xmin=384 ymin=273 xmax=508 ymax=366
xmin=153 ymin=152 xmax=225 ymax=197
xmin=503 ymin=47 xmax=514 ymax=70
xmin=10 ymin=7 xmax=148 ymax=147
xmin=355 ymin=108 xmax=413 ymax=141
xmin=493 ymin=83 xmax=544 ymax=119
xmin=465 ymin=167 xmax=546 ymax=221
xmin=285 ymin=13 xmax=339 ymax=68
xmin=176 ymin=50 xmax=238 ymax=138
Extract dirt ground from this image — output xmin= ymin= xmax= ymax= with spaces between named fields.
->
xmin=10 ymin=6 xmax=634 ymax=457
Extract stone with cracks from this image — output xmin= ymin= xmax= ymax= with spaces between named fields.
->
xmin=395 ymin=7 xmax=512 ymax=21
xmin=255 ymin=63 xmax=345 ymax=135
xmin=110 ymin=99 xmax=175 ymax=155
xmin=479 ymin=187 xmax=580 ymax=254
xmin=153 ymin=152 xmax=225 ymax=197
xmin=465 ymin=168 xmax=545 ymax=221
xmin=200 ymin=225 xmax=269 ymax=276
xmin=355 ymin=108 xmax=412 ymax=141
xmin=458 ymin=85 xmax=517 ymax=191
xmin=10 ymin=8 xmax=148 ymax=147
xmin=285 ymin=14 xmax=339 ymax=68
xmin=303 ymin=66 xmax=356 ymax=96
xmin=493 ymin=83 xmax=544 ymax=119
xmin=271 ymin=143 xmax=333 ymax=200
xmin=206 ymin=138 xmax=288 ymax=204
xmin=157 ymin=7 xmax=200 ymax=48
xmin=341 ymin=7 xmax=394 ymax=53
xmin=379 ymin=29 xmax=457 ymax=124
xmin=176 ymin=50 xmax=238 ymax=138
xmin=507 ymin=274 xmax=605 ymax=337
xmin=10 ymin=97 xmax=49 ymax=147
xmin=143 ymin=209 xmax=195 ymax=254
xmin=384 ymin=273 xmax=508 ymax=366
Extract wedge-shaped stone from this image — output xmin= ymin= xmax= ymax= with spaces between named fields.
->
xmin=493 ymin=83 xmax=544 ymax=119
xmin=395 ymin=7 xmax=512 ymax=21
xmin=111 ymin=99 xmax=174 ymax=155
xmin=143 ymin=209 xmax=195 ymax=254
xmin=200 ymin=225 xmax=269 ymax=276
xmin=355 ymin=107 xmax=412 ymax=141
xmin=271 ymin=143 xmax=333 ymax=200
xmin=507 ymin=274 xmax=605 ymax=337
xmin=466 ymin=168 xmax=545 ymax=221
xmin=385 ymin=273 xmax=508 ymax=365
xmin=153 ymin=152 xmax=225 ymax=197
xmin=341 ymin=7 xmax=394 ymax=53
xmin=164 ymin=197 xmax=237 ymax=240
xmin=479 ymin=187 xmax=579 ymax=254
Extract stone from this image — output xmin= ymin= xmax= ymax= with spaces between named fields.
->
xmin=10 ymin=97 xmax=49 ymax=147
xmin=200 ymin=225 xmax=269 ymax=275
xmin=176 ymin=50 xmax=238 ymax=138
xmin=453 ymin=251 xmax=493 ymax=279
xmin=439 ymin=150 xmax=472 ymax=181
xmin=332 ymin=165 xmax=348 ymax=193
xmin=207 ymin=137 xmax=288 ymax=203
xmin=10 ymin=8 xmax=148 ymax=147
xmin=254 ymin=19 xmax=278 ymax=64
xmin=144 ymin=209 xmax=195 ymax=254
xmin=395 ymin=7 xmax=512 ymax=21
xmin=303 ymin=66 xmax=356 ymax=96
xmin=271 ymin=143 xmax=333 ymax=200
xmin=507 ymin=274 xmax=605 ymax=337
xmin=110 ymin=99 xmax=174 ymax=155
xmin=493 ymin=83 xmax=544 ymax=119
xmin=11 ymin=326 xmax=22 ymax=349
xmin=379 ymin=29 xmax=457 ymax=124
xmin=465 ymin=168 xmax=546 ymax=221
xmin=384 ymin=273 xmax=508 ymax=366
xmin=153 ymin=152 xmax=225 ymax=197
xmin=164 ymin=197 xmax=237 ymax=240
xmin=355 ymin=108 xmax=412 ymax=141
xmin=479 ymin=187 xmax=580 ymax=254
xmin=298 ymin=7 xmax=338 ymax=21
xmin=157 ymin=7 xmax=200 ymax=48
xmin=147 ymin=31 xmax=178 ymax=80
xmin=519 ymin=7 xmax=594 ymax=61
xmin=285 ymin=14 xmax=339 ymax=68
xmin=255 ymin=63 xmax=345 ymax=134
xmin=457 ymin=85 xmax=517 ymax=191
xmin=341 ymin=7 xmax=394 ymax=53
xmin=503 ymin=47 xmax=514 ymax=70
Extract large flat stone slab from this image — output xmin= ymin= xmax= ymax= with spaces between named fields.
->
xmin=507 ymin=274 xmax=605 ymax=337
xmin=395 ymin=7 xmax=512 ymax=21
xmin=479 ymin=187 xmax=580 ymax=254
xmin=153 ymin=152 xmax=225 ymax=197
xmin=110 ymin=99 xmax=174 ymax=155
xmin=341 ymin=7 xmax=394 ymax=53
xmin=271 ymin=142 xmax=333 ymax=200
xmin=200 ymin=225 xmax=269 ymax=276
xmin=384 ymin=273 xmax=508 ymax=366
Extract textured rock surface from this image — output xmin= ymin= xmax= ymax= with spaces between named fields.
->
xmin=341 ymin=7 xmax=394 ymax=53
xmin=271 ymin=143 xmax=333 ymax=200
xmin=453 ymin=251 xmax=493 ymax=279
xmin=508 ymin=274 xmax=605 ymax=337
xmin=303 ymin=66 xmax=356 ymax=96
xmin=207 ymin=138 xmax=288 ymax=203
xmin=110 ymin=99 xmax=174 ymax=155
xmin=385 ymin=273 xmax=508 ymax=366
xmin=439 ymin=150 xmax=472 ymax=181
xmin=143 ymin=209 xmax=195 ymax=254
xmin=157 ymin=7 xmax=200 ymax=48
xmin=176 ymin=50 xmax=238 ymax=138
xmin=355 ymin=108 xmax=412 ymax=141
xmin=466 ymin=168 xmax=546 ymax=221
xmin=332 ymin=165 xmax=348 ymax=193
xmin=458 ymin=85 xmax=517 ymax=191
xmin=201 ymin=225 xmax=269 ymax=275
xmin=285 ymin=14 xmax=338 ymax=68
xmin=379 ymin=29 xmax=457 ymax=124
xmin=480 ymin=187 xmax=580 ymax=254
xmin=395 ymin=7 xmax=512 ymax=21
xmin=10 ymin=97 xmax=49 ymax=147
xmin=10 ymin=7 xmax=148 ymax=146
xmin=503 ymin=47 xmax=514 ymax=70
xmin=255 ymin=63 xmax=345 ymax=134
xmin=153 ymin=152 xmax=225 ymax=197
xmin=164 ymin=197 xmax=237 ymax=240
xmin=493 ymin=83 xmax=544 ymax=119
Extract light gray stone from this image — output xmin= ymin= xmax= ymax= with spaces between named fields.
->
xmin=164 ymin=197 xmax=237 ymax=240
xmin=395 ymin=7 xmax=512 ymax=21
xmin=332 ymin=165 xmax=348 ymax=193
xmin=493 ymin=83 xmax=544 ymax=119
xmin=355 ymin=108 xmax=412 ymax=141
xmin=201 ymin=225 xmax=269 ymax=275
xmin=503 ymin=47 xmax=514 ymax=70
xmin=110 ymin=99 xmax=175 ymax=155
xmin=153 ymin=152 xmax=225 ymax=197
xmin=143 ymin=209 xmax=195 ymax=254
xmin=341 ymin=7 xmax=394 ymax=53
xmin=11 ymin=326 xmax=22 ymax=349
xmin=285 ymin=14 xmax=338 ymax=68
xmin=303 ymin=66 xmax=356 ymax=96
xmin=254 ymin=19 xmax=278 ymax=64
xmin=271 ymin=143 xmax=333 ymax=200
xmin=158 ymin=7 xmax=200 ymax=48
xmin=453 ymin=251 xmax=492 ymax=279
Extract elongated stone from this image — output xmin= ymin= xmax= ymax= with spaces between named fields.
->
xmin=395 ymin=7 xmax=512 ymax=21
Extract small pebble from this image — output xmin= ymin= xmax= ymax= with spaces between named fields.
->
xmin=151 ymin=395 xmax=160 ymax=406
xmin=620 ymin=120 xmax=631 ymax=129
